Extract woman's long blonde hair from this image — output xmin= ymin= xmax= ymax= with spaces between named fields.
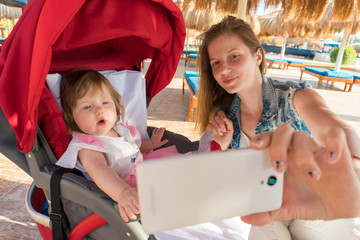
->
xmin=196 ymin=16 xmax=267 ymax=133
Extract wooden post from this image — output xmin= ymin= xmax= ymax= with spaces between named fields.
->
xmin=280 ymin=34 xmax=288 ymax=60
xmin=236 ymin=0 xmax=247 ymax=20
xmin=334 ymin=28 xmax=350 ymax=72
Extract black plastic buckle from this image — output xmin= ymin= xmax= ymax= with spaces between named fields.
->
xmin=50 ymin=212 xmax=62 ymax=222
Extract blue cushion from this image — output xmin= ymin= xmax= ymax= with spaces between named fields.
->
xmin=330 ymin=69 xmax=360 ymax=79
xmin=266 ymin=58 xmax=288 ymax=63
xmin=305 ymin=67 xmax=353 ymax=79
xmin=183 ymin=49 xmax=198 ymax=54
xmin=305 ymin=67 xmax=330 ymax=75
xmin=287 ymin=60 xmax=303 ymax=64
xmin=187 ymin=53 xmax=198 ymax=59
xmin=184 ymin=71 xmax=199 ymax=79
xmin=187 ymin=76 xmax=199 ymax=92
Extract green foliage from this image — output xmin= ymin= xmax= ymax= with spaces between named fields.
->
xmin=330 ymin=46 xmax=357 ymax=65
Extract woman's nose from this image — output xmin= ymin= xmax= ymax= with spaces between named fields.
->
xmin=219 ymin=61 xmax=231 ymax=74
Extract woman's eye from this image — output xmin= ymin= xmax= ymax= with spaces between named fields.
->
xmin=211 ymin=61 xmax=219 ymax=67
xmin=231 ymin=54 xmax=239 ymax=60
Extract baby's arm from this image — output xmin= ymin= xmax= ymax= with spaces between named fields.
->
xmin=78 ymin=148 xmax=139 ymax=222
xmin=140 ymin=127 xmax=168 ymax=153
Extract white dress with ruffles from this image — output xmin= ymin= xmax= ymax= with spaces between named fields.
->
xmin=56 ymin=123 xmax=143 ymax=187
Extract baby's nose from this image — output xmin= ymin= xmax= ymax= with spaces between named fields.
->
xmin=95 ymin=106 xmax=103 ymax=114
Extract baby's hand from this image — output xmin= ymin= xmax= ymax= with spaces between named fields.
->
xmin=205 ymin=111 xmax=234 ymax=150
xmin=117 ymin=187 xmax=140 ymax=222
xmin=151 ymin=127 xmax=169 ymax=149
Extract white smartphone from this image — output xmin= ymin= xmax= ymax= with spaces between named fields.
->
xmin=136 ymin=148 xmax=283 ymax=234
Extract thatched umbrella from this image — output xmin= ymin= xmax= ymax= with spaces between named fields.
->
xmin=352 ymin=43 xmax=360 ymax=53
xmin=183 ymin=0 xmax=357 ymax=23
xmin=258 ymin=1 xmax=360 ymax=62
xmin=0 ymin=4 xmax=22 ymax=38
xmin=312 ymin=1 xmax=360 ymax=71
xmin=260 ymin=36 xmax=324 ymax=50
xmin=181 ymin=2 xmax=260 ymax=52
xmin=182 ymin=3 xmax=260 ymax=33
xmin=0 ymin=0 xmax=27 ymax=8
xmin=0 ymin=4 xmax=22 ymax=19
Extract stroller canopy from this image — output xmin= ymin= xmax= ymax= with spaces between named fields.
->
xmin=0 ymin=0 xmax=186 ymax=153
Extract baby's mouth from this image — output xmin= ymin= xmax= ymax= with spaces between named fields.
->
xmin=98 ymin=119 xmax=106 ymax=125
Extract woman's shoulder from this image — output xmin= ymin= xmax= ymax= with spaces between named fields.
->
xmin=268 ymin=77 xmax=311 ymax=92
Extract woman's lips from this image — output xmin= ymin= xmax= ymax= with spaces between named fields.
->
xmin=223 ymin=76 xmax=237 ymax=85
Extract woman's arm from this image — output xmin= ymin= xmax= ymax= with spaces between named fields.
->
xmin=78 ymin=149 xmax=139 ymax=222
xmin=293 ymin=88 xmax=360 ymax=157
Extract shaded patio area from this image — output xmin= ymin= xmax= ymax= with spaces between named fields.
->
xmin=1 ymin=53 xmax=360 ymax=239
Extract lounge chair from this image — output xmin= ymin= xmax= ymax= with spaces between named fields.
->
xmin=300 ymin=67 xmax=354 ymax=92
xmin=183 ymin=71 xmax=199 ymax=121
xmin=285 ymin=60 xmax=305 ymax=70
xmin=185 ymin=53 xmax=198 ymax=66
xmin=266 ymin=58 xmax=289 ymax=69
xmin=329 ymin=69 xmax=360 ymax=92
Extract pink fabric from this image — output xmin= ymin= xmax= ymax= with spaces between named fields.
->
xmin=143 ymin=145 xmax=180 ymax=161
xmin=0 ymin=0 xmax=186 ymax=153
xmin=119 ymin=122 xmax=137 ymax=139
xmin=72 ymin=132 xmax=105 ymax=150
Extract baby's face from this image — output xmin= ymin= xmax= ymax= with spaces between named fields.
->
xmin=72 ymin=84 xmax=117 ymax=136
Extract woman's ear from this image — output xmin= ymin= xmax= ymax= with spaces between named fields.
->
xmin=255 ymin=48 xmax=263 ymax=67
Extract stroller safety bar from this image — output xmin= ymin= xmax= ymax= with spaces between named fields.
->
xmin=25 ymin=181 xmax=50 ymax=228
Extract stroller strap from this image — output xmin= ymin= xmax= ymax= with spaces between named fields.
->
xmin=50 ymin=167 xmax=70 ymax=240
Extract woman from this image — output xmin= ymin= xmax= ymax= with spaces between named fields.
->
xmin=196 ymin=16 xmax=360 ymax=239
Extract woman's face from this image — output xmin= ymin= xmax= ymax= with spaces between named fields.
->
xmin=207 ymin=34 xmax=262 ymax=94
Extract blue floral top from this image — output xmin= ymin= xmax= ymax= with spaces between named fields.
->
xmin=227 ymin=75 xmax=311 ymax=149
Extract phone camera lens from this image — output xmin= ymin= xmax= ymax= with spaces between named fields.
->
xmin=267 ymin=176 xmax=277 ymax=186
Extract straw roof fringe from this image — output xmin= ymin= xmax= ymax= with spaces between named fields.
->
xmin=259 ymin=36 xmax=324 ymax=50
xmin=183 ymin=3 xmax=260 ymax=34
xmin=258 ymin=0 xmax=360 ymax=39
xmin=185 ymin=0 xmax=359 ymax=24
xmin=185 ymin=0 xmax=329 ymax=21
xmin=282 ymin=0 xmax=328 ymax=23
xmin=333 ymin=0 xmax=354 ymax=21
xmin=0 ymin=4 xmax=21 ymax=19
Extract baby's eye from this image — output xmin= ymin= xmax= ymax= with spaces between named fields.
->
xmin=102 ymin=101 xmax=110 ymax=105
xmin=83 ymin=105 xmax=91 ymax=110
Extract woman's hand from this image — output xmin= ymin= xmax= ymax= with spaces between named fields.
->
xmin=117 ymin=186 xmax=140 ymax=222
xmin=151 ymin=127 xmax=168 ymax=149
xmin=205 ymin=111 xmax=234 ymax=150
xmin=243 ymin=124 xmax=360 ymax=225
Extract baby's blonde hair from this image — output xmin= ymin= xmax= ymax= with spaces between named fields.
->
xmin=60 ymin=69 xmax=124 ymax=134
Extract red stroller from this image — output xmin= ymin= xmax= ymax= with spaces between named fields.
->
xmin=0 ymin=0 xmax=188 ymax=239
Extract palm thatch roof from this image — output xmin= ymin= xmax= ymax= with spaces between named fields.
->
xmin=259 ymin=36 xmax=324 ymax=50
xmin=182 ymin=3 xmax=260 ymax=34
xmin=258 ymin=0 xmax=360 ymax=39
xmin=315 ymin=1 xmax=360 ymax=35
xmin=0 ymin=4 xmax=21 ymax=19
xmin=183 ymin=0 xmax=359 ymax=24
